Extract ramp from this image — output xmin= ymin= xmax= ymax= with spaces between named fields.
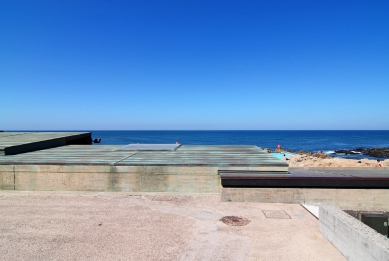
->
xmin=0 ymin=132 xmax=92 ymax=156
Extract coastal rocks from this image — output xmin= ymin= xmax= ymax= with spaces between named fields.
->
xmin=263 ymin=148 xmax=272 ymax=153
xmin=291 ymin=150 xmax=331 ymax=159
xmin=313 ymin=151 xmax=331 ymax=159
xmin=333 ymin=148 xmax=389 ymax=158
xmin=364 ymin=148 xmax=389 ymax=158
xmin=288 ymin=154 xmax=389 ymax=168
xmin=334 ymin=150 xmax=360 ymax=155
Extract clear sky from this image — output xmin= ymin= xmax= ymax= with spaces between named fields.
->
xmin=1 ymin=1 xmax=388 ymax=130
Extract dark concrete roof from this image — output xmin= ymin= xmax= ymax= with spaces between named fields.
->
xmin=0 ymin=144 xmax=287 ymax=167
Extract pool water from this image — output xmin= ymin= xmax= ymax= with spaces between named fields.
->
xmin=271 ymin=153 xmax=294 ymax=159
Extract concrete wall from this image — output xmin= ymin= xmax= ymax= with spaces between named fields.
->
xmin=221 ymin=188 xmax=389 ymax=209
xmin=319 ymin=205 xmax=389 ymax=261
xmin=0 ymin=165 xmax=14 ymax=190
xmin=0 ymin=164 xmax=221 ymax=193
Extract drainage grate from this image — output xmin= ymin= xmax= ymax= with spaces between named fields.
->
xmin=263 ymin=210 xmax=291 ymax=219
xmin=152 ymin=195 xmax=174 ymax=201
xmin=220 ymin=216 xmax=251 ymax=226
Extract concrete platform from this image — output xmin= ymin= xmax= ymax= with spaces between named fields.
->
xmin=221 ymin=187 xmax=389 ymax=208
xmin=0 ymin=132 xmax=91 ymax=155
xmin=0 ymin=145 xmax=287 ymax=193
xmin=221 ymin=167 xmax=389 ymax=189
xmin=221 ymin=167 xmax=389 ymax=208
xmin=319 ymin=205 xmax=389 ymax=261
xmin=1 ymin=132 xmax=387 ymax=209
xmin=0 ymin=192 xmax=346 ymax=261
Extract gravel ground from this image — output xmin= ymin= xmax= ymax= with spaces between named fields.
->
xmin=0 ymin=192 xmax=346 ymax=261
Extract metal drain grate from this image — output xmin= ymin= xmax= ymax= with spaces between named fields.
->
xmin=263 ymin=210 xmax=291 ymax=219
xmin=220 ymin=216 xmax=251 ymax=226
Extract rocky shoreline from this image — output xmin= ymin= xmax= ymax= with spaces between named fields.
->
xmin=269 ymin=147 xmax=389 ymax=159
xmin=333 ymin=148 xmax=389 ymax=158
xmin=270 ymin=147 xmax=389 ymax=168
xmin=287 ymin=154 xmax=388 ymax=168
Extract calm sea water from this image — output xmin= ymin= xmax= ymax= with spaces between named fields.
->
xmin=14 ymin=130 xmax=388 ymax=159
xmin=89 ymin=130 xmax=389 ymax=159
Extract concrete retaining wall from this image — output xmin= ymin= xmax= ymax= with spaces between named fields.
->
xmin=0 ymin=165 xmax=221 ymax=193
xmin=221 ymin=188 xmax=389 ymax=209
xmin=319 ymin=205 xmax=389 ymax=261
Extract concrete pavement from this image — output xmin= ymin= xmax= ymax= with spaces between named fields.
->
xmin=0 ymin=192 xmax=345 ymax=260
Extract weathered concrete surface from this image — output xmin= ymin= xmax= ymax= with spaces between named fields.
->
xmin=0 ymin=165 xmax=221 ymax=193
xmin=0 ymin=145 xmax=288 ymax=170
xmin=221 ymin=188 xmax=389 ymax=209
xmin=289 ymin=167 xmax=389 ymax=178
xmin=0 ymin=192 xmax=346 ymax=261
xmin=0 ymin=145 xmax=287 ymax=193
xmin=319 ymin=205 xmax=389 ymax=261
xmin=0 ymin=132 xmax=91 ymax=155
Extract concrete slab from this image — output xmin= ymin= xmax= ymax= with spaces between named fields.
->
xmin=319 ymin=205 xmax=389 ymax=261
xmin=221 ymin=167 xmax=389 ymax=188
xmin=0 ymin=132 xmax=91 ymax=155
xmin=289 ymin=167 xmax=389 ymax=178
xmin=118 ymin=143 xmax=181 ymax=151
xmin=302 ymin=204 xmax=320 ymax=219
xmin=0 ymin=145 xmax=287 ymax=193
xmin=0 ymin=192 xmax=346 ymax=261
xmin=221 ymin=188 xmax=389 ymax=209
xmin=0 ymin=145 xmax=287 ymax=168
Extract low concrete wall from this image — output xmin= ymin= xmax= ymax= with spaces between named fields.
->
xmin=221 ymin=188 xmax=389 ymax=209
xmin=319 ymin=205 xmax=389 ymax=261
xmin=0 ymin=165 xmax=221 ymax=193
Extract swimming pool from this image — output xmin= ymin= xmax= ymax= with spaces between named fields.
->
xmin=271 ymin=153 xmax=294 ymax=159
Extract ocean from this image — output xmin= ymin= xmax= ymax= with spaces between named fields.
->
xmin=89 ymin=130 xmax=389 ymax=160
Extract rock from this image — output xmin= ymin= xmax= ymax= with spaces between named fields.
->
xmin=364 ymin=148 xmax=389 ymax=158
xmin=313 ymin=151 xmax=331 ymax=159
xmin=287 ymin=153 xmax=388 ymax=168
xmin=334 ymin=150 xmax=360 ymax=155
xmin=333 ymin=148 xmax=389 ymax=158
xmin=281 ymin=147 xmax=389 ymax=159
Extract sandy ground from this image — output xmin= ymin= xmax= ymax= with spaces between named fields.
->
xmin=287 ymin=154 xmax=389 ymax=168
xmin=0 ymin=192 xmax=346 ymax=261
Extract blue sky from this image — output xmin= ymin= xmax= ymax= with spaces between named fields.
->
xmin=1 ymin=1 xmax=388 ymax=130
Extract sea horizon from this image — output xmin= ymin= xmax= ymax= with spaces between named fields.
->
xmin=5 ymin=130 xmax=388 ymax=160
xmin=7 ymin=129 xmax=389 ymax=131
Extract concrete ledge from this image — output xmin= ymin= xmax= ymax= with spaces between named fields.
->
xmin=0 ymin=132 xmax=92 ymax=155
xmin=319 ymin=205 xmax=389 ymax=261
xmin=1 ymin=164 xmax=221 ymax=193
xmin=221 ymin=188 xmax=389 ymax=209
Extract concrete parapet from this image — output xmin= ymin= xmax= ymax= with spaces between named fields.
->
xmin=218 ymin=166 xmax=288 ymax=172
xmin=221 ymin=188 xmax=389 ymax=209
xmin=0 ymin=169 xmax=14 ymax=190
xmin=319 ymin=205 xmax=389 ymax=261
xmin=0 ymin=164 xmax=221 ymax=193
